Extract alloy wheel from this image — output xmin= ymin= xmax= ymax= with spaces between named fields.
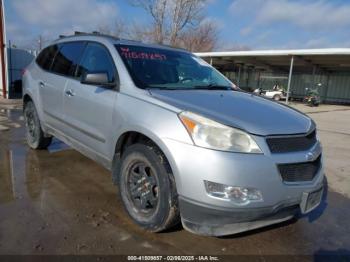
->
xmin=126 ymin=162 xmax=159 ymax=215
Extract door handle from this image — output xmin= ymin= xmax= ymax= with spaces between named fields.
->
xmin=65 ymin=89 xmax=75 ymax=97
xmin=39 ymin=81 xmax=45 ymax=88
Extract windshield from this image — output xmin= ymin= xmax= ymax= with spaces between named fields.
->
xmin=115 ymin=44 xmax=233 ymax=90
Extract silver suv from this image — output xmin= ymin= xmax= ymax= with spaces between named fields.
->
xmin=22 ymin=33 xmax=325 ymax=236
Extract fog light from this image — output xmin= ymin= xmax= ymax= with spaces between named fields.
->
xmin=204 ymin=181 xmax=263 ymax=205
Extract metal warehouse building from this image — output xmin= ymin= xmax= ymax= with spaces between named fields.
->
xmin=196 ymin=49 xmax=350 ymax=104
xmin=0 ymin=0 xmax=35 ymax=99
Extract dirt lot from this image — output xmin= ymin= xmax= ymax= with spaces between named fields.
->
xmin=0 ymin=101 xmax=350 ymax=259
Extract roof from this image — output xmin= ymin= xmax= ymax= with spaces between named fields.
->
xmin=195 ymin=48 xmax=350 ymax=73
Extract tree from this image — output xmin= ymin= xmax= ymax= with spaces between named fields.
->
xmin=129 ymin=0 xmax=218 ymax=51
xmin=130 ymin=0 xmax=168 ymax=44
xmin=178 ymin=20 xmax=218 ymax=52
xmin=167 ymin=0 xmax=204 ymax=46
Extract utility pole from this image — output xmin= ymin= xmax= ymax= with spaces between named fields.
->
xmin=0 ymin=0 xmax=7 ymax=98
xmin=38 ymin=35 xmax=42 ymax=51
xmin=286 ymin=56 xmax=294 ymax=104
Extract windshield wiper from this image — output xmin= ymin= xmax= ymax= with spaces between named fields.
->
xmin=146 ymin=85 xmax=233 ymax=91
xmin=147 ymin=86 xmax=180 ymax=90
xmin=193 ymin=84 xmax=232 ymax=90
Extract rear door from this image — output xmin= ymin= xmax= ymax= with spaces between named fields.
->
xmin=38 ymin=42 xmax=85 ymax=131
xmin=36 ymin=44 xmax=63 ymax=128
xmin=63 ymin=42 xmax=118 ymax=158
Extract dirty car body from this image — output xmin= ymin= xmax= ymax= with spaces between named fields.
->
xmin=22 ymin=34 xmax=325 ymax=236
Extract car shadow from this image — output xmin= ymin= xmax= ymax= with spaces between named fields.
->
xmin=314 ymin=248 xmax=350 ymax=262
xmin=218 ymin=216 xmax=299 ymax=239
xmin=159 ymin=222 xmax=184 ymax=234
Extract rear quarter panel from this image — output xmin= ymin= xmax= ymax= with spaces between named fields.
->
xmin=22 ymin=62 xmax=44 ymax=118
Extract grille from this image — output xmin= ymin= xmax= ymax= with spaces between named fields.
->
xmin=278 ymin=155 xmax=321 ymax=183
xmin=266 ymin=130 xmax=317 ymax=153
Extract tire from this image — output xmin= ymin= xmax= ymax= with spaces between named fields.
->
xmin=273 ymin=95 xmax=281 ymax=101
xmin=118 ymin=143 xmax=180 ymax=232
xmin=24 ymin=100 xmax=52 ymax=150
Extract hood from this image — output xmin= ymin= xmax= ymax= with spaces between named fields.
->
xmin=149 ymin=89 xmax=312 ymax=136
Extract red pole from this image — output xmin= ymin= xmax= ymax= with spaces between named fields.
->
xmin=0 ymin=0 xmax=7 ymax=98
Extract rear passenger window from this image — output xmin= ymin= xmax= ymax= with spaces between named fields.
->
xmin=77 ymin=43 xmax=116 ymax=83
xmin=36 ymin=45 xmax=59 ymax=70
xmin=51 ymin=42 xmax=85 ymax=77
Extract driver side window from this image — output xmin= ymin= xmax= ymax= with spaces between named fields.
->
xmin=77 ymin=42 xmax=117 ymax=83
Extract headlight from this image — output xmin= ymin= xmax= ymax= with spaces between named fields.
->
xmin=179 ymin=111 xmax=262 ymax=153
xmin=204 ymin=181 xmax=263 ymax=205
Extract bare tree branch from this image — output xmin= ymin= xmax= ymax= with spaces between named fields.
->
xmin=131 ymin=0 xmax=208 ymax=47
xmin=179 ymin=20 xmax=219 ymax=52
xmin=130 ymin=0 xmax=168 ymax=43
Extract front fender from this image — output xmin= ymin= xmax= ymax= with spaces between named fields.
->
xmin=109 ymin=93 xmax=193 ymax=190
xmin=111 ymin=123 xmax=190 ymax=192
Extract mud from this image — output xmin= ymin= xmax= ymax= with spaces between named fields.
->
xmin=0 ymin=108 xmax=350 ymax=256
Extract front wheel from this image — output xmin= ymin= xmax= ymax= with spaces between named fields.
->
xmin=118 ymin=143 xmax=180 ymax=232
xmin=24 ymin=101 xmax=52 ymax=150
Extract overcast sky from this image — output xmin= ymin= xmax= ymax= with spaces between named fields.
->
xmin=4 ymin=0 xmax=350 ymax=50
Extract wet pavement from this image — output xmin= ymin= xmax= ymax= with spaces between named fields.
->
xmin=0 ymin=107 xmax=350 ymax=257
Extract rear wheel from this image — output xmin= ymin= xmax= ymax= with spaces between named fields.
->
xmin=24 ymin=101 xmax=52 ymax=150
xmin=273 ymin=94 xmax=281 ymax=101
xmin=118 ymin=143 xmax=180 ymax=232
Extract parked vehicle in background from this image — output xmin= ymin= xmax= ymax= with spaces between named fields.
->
xmin=264 ymin=90 xmax=286 ymax=101
xmin=253 ymin=84 xmax=286 ymax=101
xmin=22 ymin=33 xmax=325 ymax=236
xmin=304 ymin=84 xmax=321 ymax=107
xmin=253 ymin=87 xmax=265 ymax=96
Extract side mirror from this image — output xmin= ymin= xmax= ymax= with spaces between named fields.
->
xmin=81 ymin=72 xmax=115 ymax=88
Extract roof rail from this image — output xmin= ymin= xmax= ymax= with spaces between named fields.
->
xmin=73 ymin=31 xmax=120 ymax=39
xmin=54 ymin=31 xmax=186 ymax=51
xmin=74 ymin=31 xmax=85 ymax=35
xmin=55 ymin=31 xmax=121 ymax=41
xmin=58 ymin=31 xmax=145 ymax=44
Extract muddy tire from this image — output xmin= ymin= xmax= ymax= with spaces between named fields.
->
xmin=24 ymin=101 xmax=52 ymax=150
xmin=118 ymin=143 xmax=180 ymax=232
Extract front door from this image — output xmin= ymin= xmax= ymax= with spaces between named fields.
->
xmin=63 ymin=42 xmax=119 ymax=158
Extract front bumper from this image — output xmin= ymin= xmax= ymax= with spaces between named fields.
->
xmin=162 ymin=136 xmax=325 ymax=236
xmin=180 ymin=197 xmax=300 ymax=236
xmin=180 ymin=179 xmax=324 ymax=236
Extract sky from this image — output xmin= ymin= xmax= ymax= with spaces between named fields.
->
xmin=4 ymin=0 xmax=350 ymax=51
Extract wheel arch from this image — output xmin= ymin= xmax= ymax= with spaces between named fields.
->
xmin=23 ymin=93 xmax=33 ymax=109
xmin=112 ymin=129 xmax=180 ymax=190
